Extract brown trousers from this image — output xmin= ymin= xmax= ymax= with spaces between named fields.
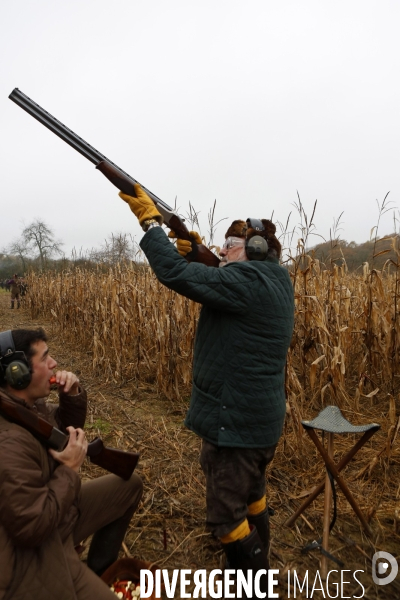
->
xmin=200 ymin=441 xmax=277 ymax=538
xmin=66 ymin=472 xmax=143 ymax=600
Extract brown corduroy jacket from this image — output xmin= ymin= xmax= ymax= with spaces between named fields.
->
xmin=0 ymin=387 xmax=87 ymax=600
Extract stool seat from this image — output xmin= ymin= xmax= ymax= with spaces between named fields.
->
xmin=302 ymin=405 xmax=379 ymax=434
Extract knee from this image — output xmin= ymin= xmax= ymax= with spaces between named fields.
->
xmin=128 ymin=473 xmax=143 ymax=506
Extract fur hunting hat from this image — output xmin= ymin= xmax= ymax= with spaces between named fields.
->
xmin=224 ymin=219 xmax=281 ymax=258
xmin=224 ymin=220 xmax=247 ymax=239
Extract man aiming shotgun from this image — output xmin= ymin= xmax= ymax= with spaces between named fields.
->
xmin=118 ymin=192 xmax=295 ymax=599
xmin=9 ymin=89 xmax=295 ymax=599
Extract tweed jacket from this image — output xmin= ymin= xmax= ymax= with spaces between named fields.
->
xmin=141 ymin=227 xmax=294 ymax=448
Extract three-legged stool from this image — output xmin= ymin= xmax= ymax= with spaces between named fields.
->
xmin=285 ymin=405 xmax=380 ymax=576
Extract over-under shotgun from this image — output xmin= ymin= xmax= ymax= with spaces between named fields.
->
xmin=0 ymin=393 xmax=139 ymax=480
xmin=8 ymin=88 xmax=220 ymax=268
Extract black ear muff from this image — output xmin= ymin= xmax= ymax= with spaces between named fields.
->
xmin=0 ymin=330 xmax=32 ymax=390
xmin=5 ymin=361 xmax=32 ymax=390
xmin=245 ymin=218 xmax=269 ymax=261
xmin=246 ymin=236 xmax=269 ymax=261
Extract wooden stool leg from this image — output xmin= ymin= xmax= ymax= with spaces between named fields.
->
xmin=321 ymin=432 xmax=334 ymax=579
xmin=306 ymin=428 xmax=372 ymax=536
xmin=285 ymin=429 xmax=377 ymax=528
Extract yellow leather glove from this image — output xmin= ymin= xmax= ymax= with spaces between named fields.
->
xmin=119 ymin=184 xmax=163 ymax=228
xmin=168 ymin=230 xmax=202 ymax=256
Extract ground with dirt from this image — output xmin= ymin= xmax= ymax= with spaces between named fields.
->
xmin=0 ymin=290 xmax=399 ymax=599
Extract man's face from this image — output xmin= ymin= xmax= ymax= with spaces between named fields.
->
xmin=24 ymin=340 xmax=57 ymax=404
xmin=219 ymin=236 xmax=248 ymax=267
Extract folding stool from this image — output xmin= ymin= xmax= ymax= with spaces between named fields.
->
xmin=285 ymin=405 xmax=380 ymax=576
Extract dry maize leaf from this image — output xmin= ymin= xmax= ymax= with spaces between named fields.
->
xmin=363 ymin=387 xmax=379 ymax=399
xmin=373 ymin=249 xmax=391 ymax=259
xmin=309 ymin=355 xmax=325 ymax=391
xmin=321 ymin=382 xmax=331 ymax=403
xmin=354 ymin=388 xmax=360 ymax=412
xmin=388 ymin=394 xmax=396 ymax=425
xmin=368 ymin=456 xmax=379 ymax=478
xmin=386 ymin=425 xmax=395 ymax=457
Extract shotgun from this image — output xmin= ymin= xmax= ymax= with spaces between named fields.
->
xmin=0 ymin=394 xmax=139 ymax=480
xmin=8 ymin=88 xmax=220 ymax=268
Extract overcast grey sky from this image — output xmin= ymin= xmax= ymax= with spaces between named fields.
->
xmin=1 ymin=0 xmax=399 ymax=256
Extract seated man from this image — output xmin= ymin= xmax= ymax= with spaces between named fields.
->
xmin=0 ymin=328 xmax=143 ymax=600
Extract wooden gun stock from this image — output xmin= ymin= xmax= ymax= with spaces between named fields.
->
xmin=0 ymin=395 xmax=139 ymax=480
xmin=0 ymin=394 xmax=67 ymax=450
xmin=87 ymin=438 xmax=139 ymax=481
xmin=97 ymin=161 xmax=221 ymax=268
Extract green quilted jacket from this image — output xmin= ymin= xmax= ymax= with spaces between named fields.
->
xmin=141 ymin=227 xmax=294 ymax=448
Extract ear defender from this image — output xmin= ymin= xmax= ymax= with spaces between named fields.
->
xmin=245 ymin=218 xmax=269 ymax=261
xmin=5 ymin=361 xmax=32 ymax=390
xmin=0 ymin=330 xmax=32 ymax=390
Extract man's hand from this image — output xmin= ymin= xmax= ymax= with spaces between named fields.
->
xmin=119 ymin=183 xmax=163 ymax=228
xmin=52 ymin=370 xmax=80 ymax=395
xmin=48 ymin=426 xmax=88 ymax=472
xmin=168 ymin=230 xmax=202 ymax=256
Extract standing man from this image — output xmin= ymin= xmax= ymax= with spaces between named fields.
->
xmin=6 ymin=274 xmax=20 ymax=309
xmin=118 ymin=185 xmax=294 ymax=594
xmin=0 ymin=328 xmax=143 ymax=600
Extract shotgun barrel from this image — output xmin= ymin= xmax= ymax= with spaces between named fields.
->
xmin=8 ymin=88 xmax=220 ymax=267
xmin=8 ymin=88 xmax=172 ymax=211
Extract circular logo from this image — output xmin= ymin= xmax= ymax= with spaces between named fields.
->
xmin=372 ymin=551 xmax=398 ymax=586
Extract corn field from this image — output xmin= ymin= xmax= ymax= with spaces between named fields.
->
xmin=26 ymin=245 xmax=400 ymax=430
xmin=22 ymin=242 xmax=400 ymax=597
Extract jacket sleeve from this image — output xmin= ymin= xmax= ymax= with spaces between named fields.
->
xmin=0 ymin=428 xmax=81 ymax=547
xmin=140 ymin=227 xmax=259 ymax=313
xmin=37 ymin=387 xmax=87 ymax=432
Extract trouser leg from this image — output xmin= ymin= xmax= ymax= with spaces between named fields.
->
xmin=65 ymin=535 xmax=117 ymax=600
xmin=73 ymin=473 xmax=143 ymax=576
xmin=199 ymin=441 xmax=276 ymax=538
xmin=86 ymin=502 xmax=137 ymax=576
xmin=10 ymin=300 xmax=14 ymax=309
xmin=200 ymin=442 xmax=276 ymax=599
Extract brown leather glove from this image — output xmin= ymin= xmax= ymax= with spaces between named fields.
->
xmin=168 ymin=230 xmax=202 ymax=256
xmin=119 ymin=184 xmax=163 ymax=228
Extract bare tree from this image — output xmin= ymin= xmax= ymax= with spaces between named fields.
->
xmin=6 ymin=237 xmax=31 ymax=273
xmin=107 ymin=233 xmax=135 ymax=264
xmin=22 ymin=220 xmax=63 ymax=270
xmin=90 ymin=233 xmax=137 ymax=265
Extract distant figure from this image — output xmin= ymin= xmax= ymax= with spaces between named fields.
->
xmin=6 ymin=274 xmax=20 ymax=309
xmin=19 ymin=278 xmax=28 ymax=298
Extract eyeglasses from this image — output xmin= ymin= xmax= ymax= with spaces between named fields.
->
xmin=222 ymin=237 xmax=246 ymax=251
